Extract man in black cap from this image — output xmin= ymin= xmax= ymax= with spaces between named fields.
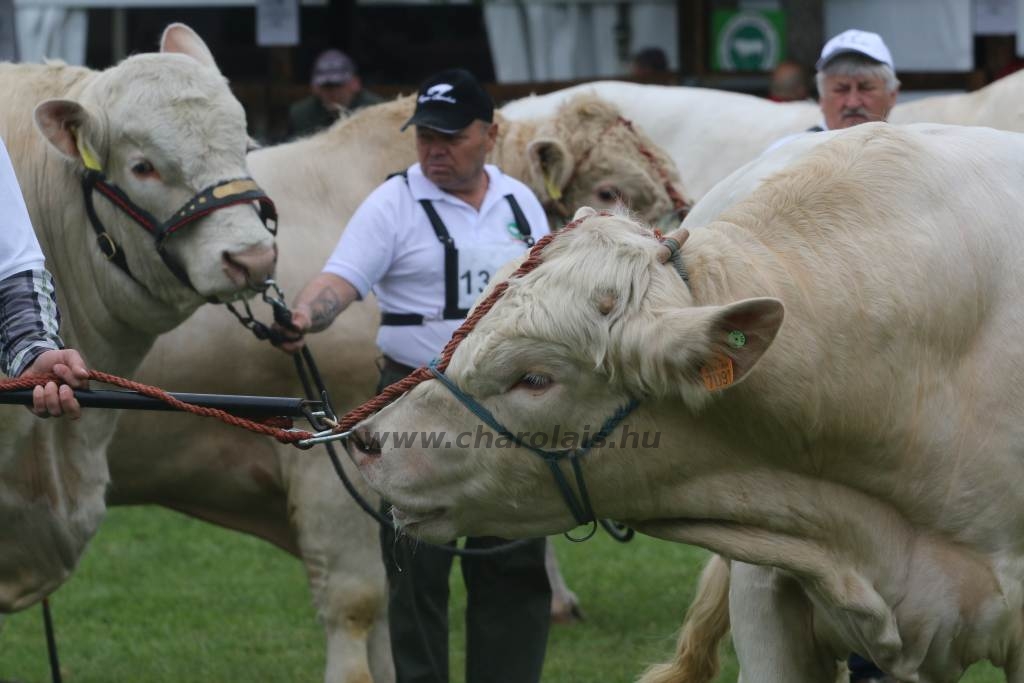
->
xmin=287 ymin=48 xmax=383 ymax=139
xmin=276 ymin=68 xmax=552 ymax=683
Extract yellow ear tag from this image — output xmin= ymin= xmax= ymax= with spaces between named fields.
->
xmin=543 ymin=173 xmax=562 ymax=201
xmin=77 ymin=140 xmax=102 ymax=172
xmin=700 ymin=353 xmax=734 ymax=391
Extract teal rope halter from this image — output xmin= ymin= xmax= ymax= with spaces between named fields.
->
xmin=428 ymin=360 xmax=638 ymax=541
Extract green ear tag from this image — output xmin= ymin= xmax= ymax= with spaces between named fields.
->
xmin=728 ymin=330 xmax=747 ymax=349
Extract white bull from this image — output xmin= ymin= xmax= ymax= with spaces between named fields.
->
xmin=501 ymin=70 xmax=1024 ymax=202
xmin=501 ymin=81 xmax=820 ymax=199
xmin=104 ymin=93 xmax=686 ymax=683
xmin=0 ymin=24 xmax=276 ymax=613
xmin=346 ymin=123 xmax=1024 ymax=682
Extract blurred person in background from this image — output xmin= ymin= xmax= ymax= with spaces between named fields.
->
xmin=768 ymin=60 xmax=810 ymax=102
xmin=766 ymin=29 xmax=899 ymax=154
xmin=813 ymin=29 xmax=899 ymax=131
xmin=629 ymin=46 xmax=673 ymax=82
xmin=287 ymin=48 xmax=384 ymax=139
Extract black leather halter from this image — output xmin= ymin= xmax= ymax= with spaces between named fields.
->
xmin=81 ymin=169 xmax=277 ymax=295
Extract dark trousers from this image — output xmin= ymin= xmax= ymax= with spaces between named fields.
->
xmin=377 ymin=357 xmax=551 ymax=683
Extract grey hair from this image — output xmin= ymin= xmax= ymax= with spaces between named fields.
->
xmin=815 ymin=52 xmax=900 ymax=94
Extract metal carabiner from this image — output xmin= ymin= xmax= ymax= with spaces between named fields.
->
xmin=298 ymin=428 xmax=353 ymax=449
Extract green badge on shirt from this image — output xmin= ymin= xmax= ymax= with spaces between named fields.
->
xmin=507 ymin=223 xmax=525 ymax=242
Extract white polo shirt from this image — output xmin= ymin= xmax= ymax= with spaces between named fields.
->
xmin=324 ymin=162 xmax=549 ymax=368
xmin=0 ymin=137 xmax=46 ymax=281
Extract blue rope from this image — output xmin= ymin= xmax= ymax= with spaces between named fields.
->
xmin=428 ymin=361 xmax=638 ymax=532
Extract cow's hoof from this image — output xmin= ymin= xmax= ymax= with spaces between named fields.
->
xmin=550 ymin=600 xmax=585 ymax=625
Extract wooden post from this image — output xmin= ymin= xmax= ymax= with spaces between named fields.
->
xmin=782 ymin=0 xmax=823 ymax=69
xmin=267 ymin=46 xmax=293 ymax=142
xmin=678 ymin=0 xmax=708 ymax=82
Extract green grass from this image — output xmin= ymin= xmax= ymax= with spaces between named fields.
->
xmin=0 ymin=507 xmax=1004 ymax=682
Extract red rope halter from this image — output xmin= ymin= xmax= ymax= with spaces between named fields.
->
xmin=547 ymin=116 xmax=691 ymax=222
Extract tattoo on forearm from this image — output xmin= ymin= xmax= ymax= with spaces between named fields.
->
xmin=308 ymin=287 xmax=343 ymax=332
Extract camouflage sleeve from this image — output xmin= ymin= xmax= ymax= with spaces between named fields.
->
xmin=0 ymin=268 xmax=64 ymax=377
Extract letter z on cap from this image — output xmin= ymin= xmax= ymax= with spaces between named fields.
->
xmin=401 ymin=68 xmax=494 ymax=134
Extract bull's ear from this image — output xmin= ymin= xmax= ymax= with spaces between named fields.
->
xmin=625 ymin=297 xmax=783 ymax=403
xmin=527 ymin=138 xmax=574 ymax=202
xmin=694 ymin=298 xmax=784 ymax=390
xmin=34 ymin=99 xmax=104 ymax=171
xmin=160 ymin=23 xmax=219 ymax=71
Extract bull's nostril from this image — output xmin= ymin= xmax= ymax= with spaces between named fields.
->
xmin=223 ymin=244 xmax=277 ymax=286
xmin=221 ymin=249 xmax=248 ymax=284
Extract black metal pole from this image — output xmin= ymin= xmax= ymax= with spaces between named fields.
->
xmin=0 ymin=388 xmax=318 ymax=419
xmin=42 ymin=598 xmax=62 ymax=683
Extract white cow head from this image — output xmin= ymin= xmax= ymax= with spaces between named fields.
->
xmin=526 ymin=95 xmax=689 ymax=229
xmin=347 ymin=209 xmax=783 ymax=542
xmin=33 ymin=24 xmax=276 ymax=315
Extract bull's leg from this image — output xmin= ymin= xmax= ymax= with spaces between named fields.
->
xmin=1003 ymin=644 xmax=1024 ymax=683
xmin=365 ymin=614 xmax=395 ymax=683
xmin=545 ymin=539 xmax=583 ymax=623
xmin=283 ymin=447 xmax=393 ymax=683
xmin=730 ymin=562 xmax=836 ymax=683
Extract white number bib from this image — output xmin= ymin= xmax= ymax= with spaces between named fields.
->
xmin=456 ymin=243 xmax=526 ymax=311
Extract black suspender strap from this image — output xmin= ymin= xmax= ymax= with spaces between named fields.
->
xmin=379 ymin=170 xmax=536 ymax=326
xmin=504 ymin=193 xmax=535 ymax=246
xmin=418 ymin=198 xmax=467 ymax=320
xmin=380 ymin=312 xmax=426 ymax=326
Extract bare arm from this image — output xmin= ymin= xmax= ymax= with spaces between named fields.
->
xmin=275 ymin=272 xmax=359 ymax=354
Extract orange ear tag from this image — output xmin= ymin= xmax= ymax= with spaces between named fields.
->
xmin=700 ymin=353 xmax=734 ymax=391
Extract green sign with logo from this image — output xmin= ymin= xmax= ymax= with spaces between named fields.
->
xmin=712 ymin=9 xmax=786 ymax=72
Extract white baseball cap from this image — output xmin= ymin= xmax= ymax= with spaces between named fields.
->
xmin=816 ymin=29 xmax=894 ymax=71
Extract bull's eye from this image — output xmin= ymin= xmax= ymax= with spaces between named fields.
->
xmin=596 ymin=186 xmax=621 ymax=203
xmin=131 ymin=160 xmax=158 ymax=178
xmin=513 ymin=372 xmax=553 ymax=391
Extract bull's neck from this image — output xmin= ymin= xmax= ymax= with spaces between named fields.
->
xmin=594 ymin=407 xmax=1012 ymax=675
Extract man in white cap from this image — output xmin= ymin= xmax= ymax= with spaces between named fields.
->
xmin=814 ymin=28 xmax=899 ymax=131
xmin=287 ymin=48 xmax=383 ymax=139
xmin=764 ymin=29 xmax=899 ymax=156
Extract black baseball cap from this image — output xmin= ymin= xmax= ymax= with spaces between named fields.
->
xmin=401 ymin=68 xmax=494 ymax=134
